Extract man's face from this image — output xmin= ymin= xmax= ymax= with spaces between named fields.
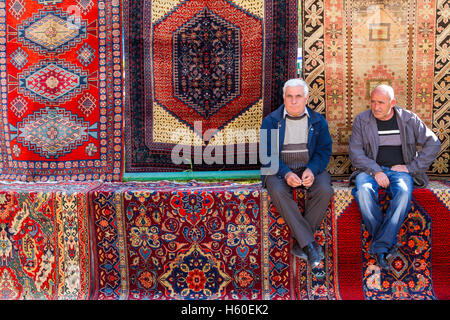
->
xmin=283 ymin=85 xmax=308 ymax=117
xmin=370 ymin=89 xmax=395 ymax=121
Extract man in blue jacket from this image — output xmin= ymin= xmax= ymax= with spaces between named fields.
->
xmin=260 ymin=78 xmax=333 ymax=268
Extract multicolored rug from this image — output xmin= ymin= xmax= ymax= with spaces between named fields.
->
xmin=88 ymin=181 xmax=296 ymax=299
xmin=0 ymin=0 xmax=123 ymax=182
xmin=0 ymin=179 xmax=448 ymax=299
xmin=333 ymin=181 xmax=450 ymax=300
xmin=289 ymin=189 xmax=338 ymax=299
xmin=302 ymin=0 xmax=449 ymax=179
xmin=124 ymin=0 xmax=298 ymax=172
xmin=0 ymin=180 xmax=100 ymax=299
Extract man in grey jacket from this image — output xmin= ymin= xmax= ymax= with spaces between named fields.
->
xmin=349 ymin=84 xmax=441 ymax=270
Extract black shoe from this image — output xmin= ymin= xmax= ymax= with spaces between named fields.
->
xmin=292 ymin=242 xmax=308 ymax=260
xmin=376 ymin=253 xmax=391 ymax=271
xmin=303 ymin=242 xmax=322 ymax=268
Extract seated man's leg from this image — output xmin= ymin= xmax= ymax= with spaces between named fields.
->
xmin=304 ymin=170 xmax=333 ymax=233
xmin=371 ymin=169 xmax=414 ymax=255
xmin=353 ymin=172 xmax=384 ymax=254
xmin=266 ymin=174 xmax=315 ymax=248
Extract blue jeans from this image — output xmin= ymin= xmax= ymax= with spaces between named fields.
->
xmin=352 ymin=167 xmax=414 ymax=255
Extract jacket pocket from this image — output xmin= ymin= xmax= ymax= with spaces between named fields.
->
xmin=404 ymin=126 xmax=418 ymax=161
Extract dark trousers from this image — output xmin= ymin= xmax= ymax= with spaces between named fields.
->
xmin=266 ymin=171 xmax=333 ymax=248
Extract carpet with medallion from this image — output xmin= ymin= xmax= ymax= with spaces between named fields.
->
xmin=124 ymin=0 xmax=298 ymax=172
xmin=0 ymin=180 xmax=449 ymax=299
xmin=302 ymin=0 xmax=449 ymax=179
xmin=87 ymin=181 xmax=297 ymax=300
xmin=0 ymin=0 xmax=123 ymax=182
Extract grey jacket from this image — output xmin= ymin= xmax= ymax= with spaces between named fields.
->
xmin=349 ymin=106 xmax=441 ymax=187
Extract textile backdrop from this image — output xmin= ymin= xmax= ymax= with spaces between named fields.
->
xmin=0 ymin=0 xmax=123 ymax=182
xmin=124 ymin=0 xmax=298 ymax=172
xmin=302 ymin=0 xmax=449 ymax=179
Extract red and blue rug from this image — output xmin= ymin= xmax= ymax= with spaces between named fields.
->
xmin=0 ymin=180 xmax=101 ymax=299
xmin=124 ymin=0 xmax=298 ymax=172
xmin=0 ymin=0 xmax=123 ymax=182
xmin=334 ymin=181 xmax=450 ymax=300
xmin=88 ymin=181 xmax=296 ymax=299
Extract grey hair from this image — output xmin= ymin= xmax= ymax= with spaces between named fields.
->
xmin=283 ymin=78 xmax=309 ymax=96
xmin=371 ymin=84 xmax=395 ymax=102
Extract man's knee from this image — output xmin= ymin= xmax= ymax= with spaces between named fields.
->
xmin=312 ymin=172 xmax=333 ymax=198
xmin=266 ymin=175 xmax=290 ymax=199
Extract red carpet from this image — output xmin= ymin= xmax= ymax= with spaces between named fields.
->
xmin=334 ymin=182 xmax=450 ymax=300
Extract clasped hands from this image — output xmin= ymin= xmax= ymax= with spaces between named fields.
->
xmin=374 ymin=164 xmax=409 ymax=188
xmin=285 ymin=168 xmax=314 ymax=188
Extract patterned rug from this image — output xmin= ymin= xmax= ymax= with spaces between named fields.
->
xmin=0 ymin=0 xmax=123 ymax=182
xmin=333 ymin=181 xmax=450 ymax=300
xmin=302 ymin=0 xmax=449 ymax=179
xmin=88 ymin=181 xmax=296 ymax=299
xmin=290 ymin=189 xmax=337 ymax=299
xmin=124 ymin=0 xmax=298 ymax=172
xmin=0 ymin=180 xmax=101 ymax=299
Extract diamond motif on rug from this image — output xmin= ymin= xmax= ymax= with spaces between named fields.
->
xmin=10 ymin=47 xmax=28 ymax=70
xmin=17 ymin=8 xmax=87 ymax=54
xmin=12 ymin=107 xmax=97 ymax=159
xmin=18 ymin=59 xmax=88 ymax=104
xmin=172 ymin=7 xmax=240 ymax=119
xmin=8 ymin=0 xmax=25 ymax=20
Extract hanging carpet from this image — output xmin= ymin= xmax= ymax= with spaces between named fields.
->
xmin=124 ymin=0 xmax=298 ymax=172
xmin=302 ymin=0 xmax=449 ymax=179
xmin=0 ymin=0 xmax=123 ymax=182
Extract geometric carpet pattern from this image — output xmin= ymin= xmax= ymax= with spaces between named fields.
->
xmin=88 ymin=181 xmax=295 ymax=300
xmin=124 ymin=0 xmax=298 ymax=172
xmin=0 ymin=0 xmax=123 ymax=181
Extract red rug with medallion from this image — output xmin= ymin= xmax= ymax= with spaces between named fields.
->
xmin=0 ymin=0 xmax=123 ymax=182
xmin=124 ymin=0 xmax=298 ymax=172
xmin=87 ymin=181 xmax=296 ymax=300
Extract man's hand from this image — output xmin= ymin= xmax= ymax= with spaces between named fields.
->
xmin=285 ymin=171 xmax=302 ymax=188
xmin=374 ymin=171 xmax=390 ymax=188
xmin=391 ymin=164 xmax=409 ymax=173
xmin=301 ymin=168 xmax=315 ymax=188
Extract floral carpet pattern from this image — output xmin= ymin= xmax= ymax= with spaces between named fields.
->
xmin=0 ymin=180 xmax=448 ymax=299
xmin=333 ymin=181 xmax=450 ymax=300
xmin=88 ymin=181 xmax=296 ymax=299
xmin=0 ymin=181 xmax=101 ymax=299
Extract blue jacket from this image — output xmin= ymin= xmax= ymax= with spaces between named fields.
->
xmin=259 ymin=104 xmax=332 ymax=186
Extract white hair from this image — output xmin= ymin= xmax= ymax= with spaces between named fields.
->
xmin=283 ymin=78 xmax=309 ymax=96
xmin=371 ymin=84 xmax=395 ymax=102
